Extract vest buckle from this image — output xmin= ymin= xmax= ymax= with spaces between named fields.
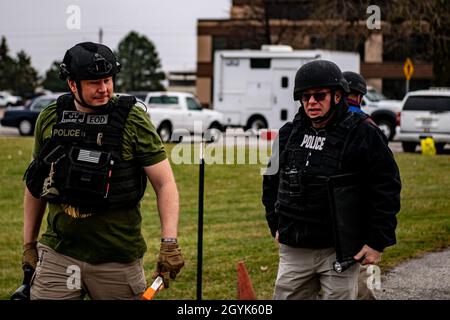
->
xmin=97 ymin=132 xmax=104 ymax=146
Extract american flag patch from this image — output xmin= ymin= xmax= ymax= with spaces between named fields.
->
xmin=77 ymin=149 xmax=101 ymax=164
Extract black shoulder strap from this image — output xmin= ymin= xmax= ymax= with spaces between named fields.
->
xmin=116 ymin=95 xmax=136 ymax=108
xmin=335 ymin=112 xmax=367 ymax=170
xmin=55 ymin=93 xmax=75 ymax=119
xmin=108 ymin=95 xmax=136 ymax=131
xmin=278 ymin=122 xmax=298 ymax=168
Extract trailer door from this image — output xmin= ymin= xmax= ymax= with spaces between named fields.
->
xmin=271 ymin=69 xmax=297 ymax=128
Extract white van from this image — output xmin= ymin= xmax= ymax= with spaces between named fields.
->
xmin=397 ymin=88 xmax=450 ymax=153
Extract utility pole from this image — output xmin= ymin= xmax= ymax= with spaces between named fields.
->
xmin=99 ymin=27 xmax=103 ymax=44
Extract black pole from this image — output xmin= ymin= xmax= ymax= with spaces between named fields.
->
xmin=196 ymin=141 xmax=205 ymax=300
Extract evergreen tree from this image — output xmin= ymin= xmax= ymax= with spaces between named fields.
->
xmin=0 ymin=36 xmax=15 ymax=91
xmin=42 ymin=61 xmax=70 ymax=92
xmin=116 ymin=31 xmax=166 ymax=92
xmin=12 ymin=50 xmax=39 ymax=97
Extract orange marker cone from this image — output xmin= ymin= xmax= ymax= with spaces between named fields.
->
xmin=237 ymin=261 xmax=257 ymax=300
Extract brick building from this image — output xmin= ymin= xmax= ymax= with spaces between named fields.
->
xmin=196 ymin=0 xmax=434 ymax=107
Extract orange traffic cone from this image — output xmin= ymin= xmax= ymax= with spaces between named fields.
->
xmin=237 ymin=261 xmax=257 ymax=300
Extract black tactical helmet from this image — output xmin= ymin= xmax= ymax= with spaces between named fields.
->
xmin=293 ymin=60 xmax=349 ymax=101
xmin=59 ymin=42 xmax=120 ymax=81
xmin=343 ymin=71 xmax=367 ymax=95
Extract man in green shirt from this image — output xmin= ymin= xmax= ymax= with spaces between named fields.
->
xmin=20 ymin=42 xmax=184 ymax=299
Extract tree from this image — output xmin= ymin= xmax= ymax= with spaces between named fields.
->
xmin=42 ymin=61 xmax=70 ymax=92
xmin=236 ymin=1 xmax=448 ymax=85
xmin=237 ymin=0 xmax=313 ymax=47
xmin=11 ymin=50 xmax=39 ymax=97
xmin=0 ymin=36 xmax=16 ymax=91
xmin=115 ymin=31 xmax=165 ymax=92
xmin=287 ymin=0 xmax=448 ymax=85
xmin=383 ymin=0 xmax=450 ymax=86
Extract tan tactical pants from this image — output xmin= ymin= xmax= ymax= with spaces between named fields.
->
xmin=30 ymin=243 xmax=146 ymax=300
xmin=274 ymin=244 xmax=359 ymax=300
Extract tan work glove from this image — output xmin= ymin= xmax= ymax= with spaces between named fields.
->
xmin=22 ymin=242 xmax=38 ymax=271
xmin=153 ymin=241 xmax=185 ymax=288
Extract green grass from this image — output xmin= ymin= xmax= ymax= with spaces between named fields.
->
xmin=0 ymin=137 xmax=449 ymax=299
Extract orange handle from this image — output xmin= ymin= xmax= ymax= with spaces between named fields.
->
xmin=142 ymin=276 xmax=164 ymax=300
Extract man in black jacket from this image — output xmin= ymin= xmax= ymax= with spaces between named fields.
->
xmin=262 ymin=60 xmax=401 ymax=299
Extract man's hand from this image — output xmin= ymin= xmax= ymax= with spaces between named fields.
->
xmin=154 ymin=242 xmax=185 ymax=288
xmin=22 ymin=242 xmax=38 ymax=271
xmin=354 ymin=244 xmax=382 ymax=265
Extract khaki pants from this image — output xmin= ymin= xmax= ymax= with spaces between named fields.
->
xmin=274 ymin=244 xmax=359 ymax=300
xmin=31 ymin=243 xmax=147 ymax=300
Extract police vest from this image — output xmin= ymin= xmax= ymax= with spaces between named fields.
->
xmin=276 ymin=112 xmax=367 ymax=226
xmin=28 ymin=94 xmax=147 ymax=212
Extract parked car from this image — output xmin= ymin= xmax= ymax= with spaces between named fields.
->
xmin=397 ymin=88 xmax=450 ymax=153
xmin=361 ymin=86 xmax=402 ymax=141
xmin=0 ymin=91 xmax=22 ymax=108
xmin=136 ymin=91 xmax=224 ymax=143
xmin=0 ymin=93 xmax=61 ymax=135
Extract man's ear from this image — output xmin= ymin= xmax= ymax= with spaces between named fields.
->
xmin=67 ymin=79 xmax=77 ymax=93
xmin=334 ymin=90 xmax=342 ymax=104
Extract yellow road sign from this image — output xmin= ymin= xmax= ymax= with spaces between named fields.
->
xmin=404 ymin=58 xmax=414 ymax=81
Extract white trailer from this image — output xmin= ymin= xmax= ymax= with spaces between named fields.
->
xmin=213 ymin=46 xmax=360 ymax=130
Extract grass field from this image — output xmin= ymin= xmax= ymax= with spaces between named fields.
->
xmin=0 ymin=137 xmax=449 ymax=300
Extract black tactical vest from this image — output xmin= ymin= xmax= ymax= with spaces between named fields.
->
xmin=276 ymin=112 xmax=366 ymax=240
xmin=26 ymin=94 xmax=147 ymax=212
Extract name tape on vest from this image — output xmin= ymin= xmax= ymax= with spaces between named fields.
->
xmin=87 ymin=114 xmax=109 ymax=125
xmin=300 ymin=134 xmax=326 ymax=151
xmin=61 ymin=111 xmax=85 ymax=123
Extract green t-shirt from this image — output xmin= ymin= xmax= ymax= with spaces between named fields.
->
xmin=34 ymin=98 xmax=166 ymax=263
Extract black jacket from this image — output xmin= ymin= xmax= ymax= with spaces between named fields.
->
xmin=262 ymin=102 xmax=401 ymax=252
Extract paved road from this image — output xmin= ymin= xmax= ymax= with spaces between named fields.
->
xmin=1 ymin=112 xmax=448 ymax=154
xmin=0 ymin=123 xmax=411 ymax=154
xmin=375 ymin=248 xmax=450 ymax=300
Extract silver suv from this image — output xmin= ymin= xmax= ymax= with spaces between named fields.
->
xmin=397 ymin=88 xmax=450 ymax=153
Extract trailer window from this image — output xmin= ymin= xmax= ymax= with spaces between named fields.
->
xmin=250 ymin=58 xmax=271 ymax=69
xmin=281 ymin=76 xmax=289 ymax=88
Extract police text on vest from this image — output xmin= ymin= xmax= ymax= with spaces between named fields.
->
xmin=300 ymin=134 xmax=326 ymax=150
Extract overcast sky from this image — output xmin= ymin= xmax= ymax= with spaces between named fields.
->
xmin=0 ymin=0 xmax=230 ymax=76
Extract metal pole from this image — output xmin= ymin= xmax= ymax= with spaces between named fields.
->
xmin=98 ymin=27 xmax=103 ymax=44
xmin=196 ymin=141 xmax=205 ymax=300
xmin=406 ymin=79 xmax=410 ymax=94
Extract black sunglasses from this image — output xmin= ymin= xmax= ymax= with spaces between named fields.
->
xmin=301 ymin=91 xmax=331 ymax=103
